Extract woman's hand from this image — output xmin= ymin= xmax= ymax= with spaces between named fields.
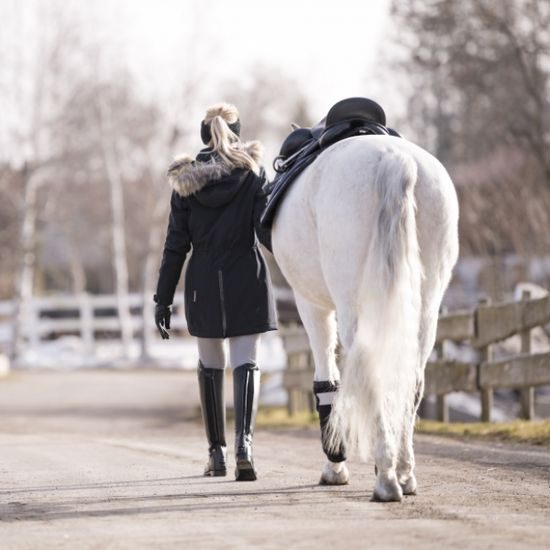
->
xmin=155 ymin=304 xmax=172 ymax=339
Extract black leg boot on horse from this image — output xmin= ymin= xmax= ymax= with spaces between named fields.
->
xmin=314 ymin=380 xmax=349 ymax=485
xmin=198 ymin=362 xmax=227 ymax=477
xmin=233 ymin=363 xmax=260 ymax=481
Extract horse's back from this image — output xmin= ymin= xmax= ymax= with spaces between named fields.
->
xmin=275 ymin=135 xmax=457 ymax=226
xmin=272 ymin=135 xmax=459 ymax=307
xmin=313 ymin=135 xmax=457 ymax=221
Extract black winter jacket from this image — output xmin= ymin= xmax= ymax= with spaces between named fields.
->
xmin=155 ymin=147 xmax=277 ymax=338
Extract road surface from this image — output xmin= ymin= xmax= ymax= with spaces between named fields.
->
xmin=1 ymin=370 xmax=549 ymax=549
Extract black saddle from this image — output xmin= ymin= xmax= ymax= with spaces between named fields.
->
xmin=261 ymin=97 xmax=401 ymax=229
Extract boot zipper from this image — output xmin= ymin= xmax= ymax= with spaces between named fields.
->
xmin=218 ymin=270 xmax=227 ymax=337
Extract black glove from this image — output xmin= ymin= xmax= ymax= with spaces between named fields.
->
xmin=155 ymin=303 xmax=171 ymax=340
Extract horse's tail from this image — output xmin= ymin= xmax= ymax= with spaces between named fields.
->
xmin=328 ymin=149 xmax=422 ymax=461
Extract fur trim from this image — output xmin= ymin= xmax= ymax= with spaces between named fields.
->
xmin=167 ymin=154 xmax=231 ymax=197
xmin=167 ymin=141 xmax=264 ymax=198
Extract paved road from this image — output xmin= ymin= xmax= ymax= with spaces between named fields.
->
xmin=1 ymin=370 xmax=549 ymax=549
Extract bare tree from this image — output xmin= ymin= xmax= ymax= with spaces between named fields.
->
xmin=95 ymin=89 xmax=134 ymax=355
xmin=139 ymin=158 xmax=171 ymax=360
xmin=10 ymin=166 xmax=38 ymax=356
xmin=0 ymin=1 xmax=87 ymax=356
xmin=0 ymin=0 xmax=321 ymax=360
xmin=390 ymin=0 xmax=550 ymax=259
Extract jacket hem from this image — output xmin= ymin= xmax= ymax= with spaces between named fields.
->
xmin=188 ymin=324 xmax=278 ymax=339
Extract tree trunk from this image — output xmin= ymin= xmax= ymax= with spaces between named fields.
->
xmin=97 ymin=95 xmax=133 ymax=358
xmin=139 ymin=199 xmax=166 ymax=360
xmin=10 ymin=164 xmax=38 ymax=359
xmin=139 ymin=128 xmax=180 ymax=361
xmin=68 ymin=243 xmax=87 ymax=295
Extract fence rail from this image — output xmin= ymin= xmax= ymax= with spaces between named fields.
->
xmin=280 ymin=289 xmax=550 ymax=422
xmin=0 ymin=293 xmax=186 ymax=351
xmin=0 ymin=287 xmax=295 ymax=352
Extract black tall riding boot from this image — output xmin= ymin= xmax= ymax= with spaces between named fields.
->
xmin=198 ymin=362 xmax=227 ymax=477
xmin=313 ymin=380 xmax=347 ymax=463
xmin=233 ymin=363 xmax=260 ymax=481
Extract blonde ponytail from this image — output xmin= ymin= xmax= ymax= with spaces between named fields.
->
xmin=203 ymin=103 xmax=260 ymax=174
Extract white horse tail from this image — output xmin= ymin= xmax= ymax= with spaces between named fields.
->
xmin=328 ymin=149 xmax=422 ymax=461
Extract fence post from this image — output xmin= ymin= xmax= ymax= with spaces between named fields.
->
xmin=478 ymin=298 xmax=493 ymax=422
xmin=287 ymin=351 xmax=307 ymax=416
xmin=28 ymin=299 xmax=40 ymax=349
xmin=519 ymin=290 xmax=534 ymax=420
xmin=79 ymin=292 xmax=94 ymax=354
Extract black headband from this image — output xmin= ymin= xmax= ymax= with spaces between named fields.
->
xmin=201 ymin=119 xmax=241 ymax=145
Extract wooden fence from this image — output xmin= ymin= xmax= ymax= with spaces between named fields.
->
xmin=0 ymin=287 xmax=295 ymax=352
xmin=281 ymin=290 xmax=550 ymax=422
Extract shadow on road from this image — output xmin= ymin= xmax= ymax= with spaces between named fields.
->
xmin=0 ymin=482 xmax=373 ymax=523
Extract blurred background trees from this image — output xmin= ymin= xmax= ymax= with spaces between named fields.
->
xmin=391 ymin=0 xmax=550 ymax=278
xmin=1 ymin=0 xmax=549 ymax=353
xmin=0 ymin=0 xmax=313 ymax=357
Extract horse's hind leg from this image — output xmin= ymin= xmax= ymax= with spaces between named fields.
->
xmin=294 ymin=294 xmax=349 ymax=485
xmin=334 ymin=305 xmax=404 ymax=501
xmin=371 ymin=416 xmax=403 ymax=501
xmin=395 ymin=382 xmax=423 ymax=496
xmin=396 ymin=296 xmax=441 ymax=496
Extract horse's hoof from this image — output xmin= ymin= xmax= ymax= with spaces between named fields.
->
xmin=319 ymin=461 xmax=349 ymax=486
xmin=399 ymin=474 xmax=417 ymax=496
xmin=372 ymin=476 xmax=403 ymax=502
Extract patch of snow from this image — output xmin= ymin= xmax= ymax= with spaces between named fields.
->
xmin=14 ymin=331 xmax=288 ymax=372
xmin=513 ymin=281 xmax=548 ymax=300
xmin=445 ymin=392 xmax=509 ymax=422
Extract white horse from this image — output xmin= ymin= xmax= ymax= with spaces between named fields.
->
xmin=272 ymin=135 xmax=459 ymax=501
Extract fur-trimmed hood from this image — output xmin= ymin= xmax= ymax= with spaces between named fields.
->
xmin=167 ymin=141 xmax=263 ymax=200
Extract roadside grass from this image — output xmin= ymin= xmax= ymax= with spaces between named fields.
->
xmin=256 ymin=406 xmax=318 ymax=429
xmin=255 ymin=406 xmax=550 ymax=445
xmin=416 ymin=419 xmax=550 ymax=446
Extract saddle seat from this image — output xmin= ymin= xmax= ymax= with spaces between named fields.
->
xmin=261 ymin=97 xmax=401 ymax=229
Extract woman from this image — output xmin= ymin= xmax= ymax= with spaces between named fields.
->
xmin=154 ymin=103 xmax=277 ymax=482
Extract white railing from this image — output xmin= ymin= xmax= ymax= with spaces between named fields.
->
xmin=0 ymin=293 xmax=185 ymax=350
xmin=0 ymin=287 xmax=295 ymax=351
